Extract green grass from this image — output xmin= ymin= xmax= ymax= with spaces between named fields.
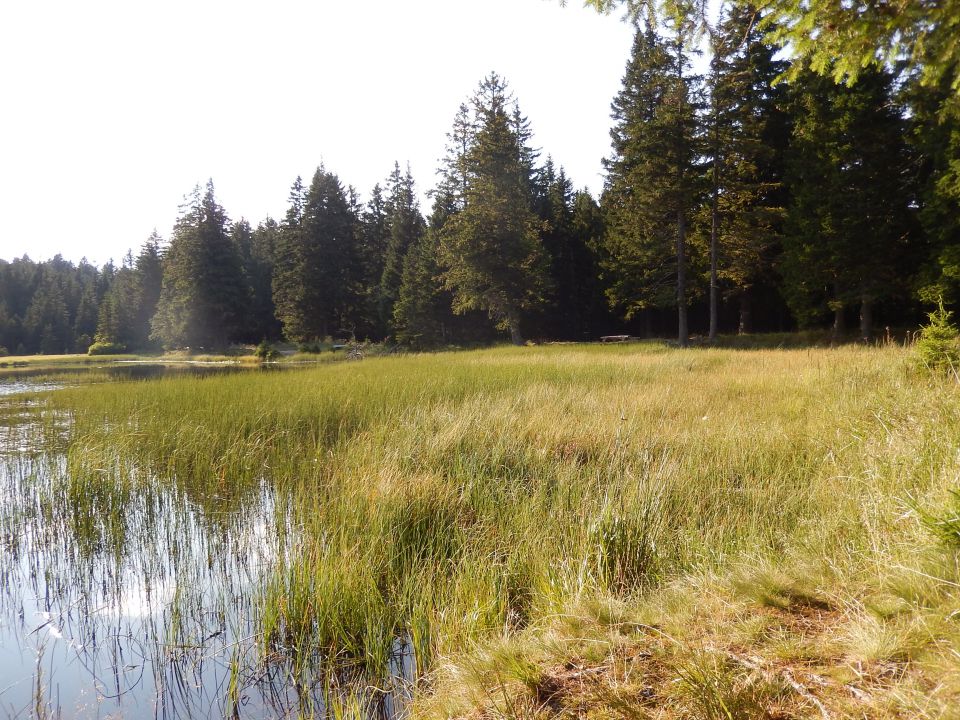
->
xmin=21 ymin=342 xmax=960 ymax=717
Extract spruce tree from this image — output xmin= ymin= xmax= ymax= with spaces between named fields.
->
xmin=95 ymin=254 xmax=140 ymax=349
xmin=246 ymin=218 xmax=282 ymax=341
xmin=602 ymin=21 xmax=701 ymax=345
xmin=272 ymin=177 xmax=308 ymax=341
xmin=379 ymin=163 xmax=425 ymax=337
xmin=272 ymin=168 xmax=361 ymax=341
xmin=151 ymin=181 xmax=249 ymax=349
xmin=705 ymin=3 xmax=789 ymax=337
xmin=132 ymin=234 xmax=163 ymax=349
xmin=906 ymin=76 xmax=960 ymax=304
xmin=782 ymin=67 xmax=909 ymax=340
xmin=358 ymin=182 xmax=390 ymax=337
xmin=24 ymin=268 xmax=70 ymax=354
xmin=438 ymin=73 xmax=548 ymax=345
xmin=535 ymin=161 xmax=608 ymax=340
xmin=394 ymin=234 xmax=451 ymax=348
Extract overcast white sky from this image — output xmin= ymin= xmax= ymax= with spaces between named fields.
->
xmin=0 ymin=0 xmax=634 ymax=265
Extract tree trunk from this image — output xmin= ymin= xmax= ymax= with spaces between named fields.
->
xmin=738 ymin=291 xmax=752 ymax=335
xmin=709 ymin=111 xmax=720 ymax=343
xmin=831 ymin=282 xmax=844 ymax=344
xmin=859 ymin=293 xmax=873 ymax=343
xmin=507 ymin=310 xmax=524 ymax=346
xmin=677 ymin=209 xmax=689 ymax=348
xmin=675 ymin=35 xmax=689 ymax=350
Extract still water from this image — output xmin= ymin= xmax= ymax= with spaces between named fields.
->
xmin=0 ymin=367 xmax=413 ymax=718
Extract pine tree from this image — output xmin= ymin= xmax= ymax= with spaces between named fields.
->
xmin=705 ymin=3 xmax=789 ymax=336
xmin=534 ymin=161 xmax=609 ymax=339
xmin=393 ymin=228 xmax=452 ymax=348
xmin=438 ymin=73 xmax=549 ymax=345
xmin=272 ymin=177 xmax=308 ymax=341
xmin=602 ymin=21 xmax=701 ymax=345
xmin=95 ymin=253 xmax=140 ymax=349
xmin=379 ymin=163 xmax=426 ymax=337
xmin=151 ymin=181 xmax=249 ymax=349
xmin=246 ymin=219 xmax=282 ymax=341
xmin=906 ymin=75 xmax=960 ymax=305
xmin=358 ymin=182 xmax=391 ymax=337
xmin=132 ymin=234 xmax=163 ymax=349
xmin=272 ymin=168 xmax=361 ymax=341
xmin=782 ymin=67 xmax=909 ymax=340
xmin=436 ymin=103 xmax=473 ymax=211
xmin=24 ymin=268 xmax=71 ymax=354
xmin=72 ymin=284 xmax=98 ymax=352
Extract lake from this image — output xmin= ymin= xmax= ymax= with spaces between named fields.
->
xmin=0 ymin=366 xmax=413 ymax=718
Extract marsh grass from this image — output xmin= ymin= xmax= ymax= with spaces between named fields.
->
xmin=10 ymin=342 xmax=960 ymax=716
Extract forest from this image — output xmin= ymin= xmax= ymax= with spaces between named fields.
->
xmin=1 ymin=3 xmax=958 ymax=355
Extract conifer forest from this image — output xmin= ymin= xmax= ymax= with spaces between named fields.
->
xmin=3 ymin=1 xmax=958 ymax=355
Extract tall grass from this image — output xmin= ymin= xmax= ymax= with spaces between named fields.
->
xmin=26 ymin=342 xmax=960 ymax=715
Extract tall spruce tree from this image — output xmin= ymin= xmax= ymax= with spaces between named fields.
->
xmin=705 ymin=3 xmax=789 ymax=337
xmin=905 ymin=75 xmax=960 ymax=304
xmin=379 ymin=163 xmax=426 ymax=337
xmin=95 ymin=252 xmax=140 ymax=349
xmin=272 ymin=167 xmax=361 ymax=341
xmin=132 ymin=234 xmax=163 ymax=349
xmin=782 ymin=67 xmax=909 ymax=340
xmin=438 ymin=73 xmax=548 ymax=345
xmin=602 ymin=20 xmax=701 ymax=345
xmin=394 ymin=205 xmax=456 ymax=349
xmin=535 ymin=160 xmax=609 ymax=339
xmin=151 ymin=181 xmax=249 ymax=349
xmin=358 ymin=182 xmax=391 ymax=338
xmin=243 ymin=218 xmax=281 ymax=341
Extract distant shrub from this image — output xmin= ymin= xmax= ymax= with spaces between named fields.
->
xmin=0 ymin=346 xmax=8 ymax=357
xmin=297 ymin=339 xmax=331 ymax=354
xmin=87 ymin=341 xmax=127 ymax=356
xmin=255 ymin=340 xmax=281 ymax=361
xmin=915 ymin=299 xmax=960 ymax=374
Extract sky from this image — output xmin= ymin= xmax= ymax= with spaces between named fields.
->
xmin=0 ymin=0 xmax=635 ymax=265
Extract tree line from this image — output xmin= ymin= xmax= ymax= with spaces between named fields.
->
xmin=1 ymin=5 xmax=957 ymax=354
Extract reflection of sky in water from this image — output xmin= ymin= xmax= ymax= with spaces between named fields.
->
xmin=0 ymin=451 xmax=298 ymax=718
xmin=0 ymin=381 xmax=62 ymax=397
xmin=0 ymin=373 xmax=414 ymax=718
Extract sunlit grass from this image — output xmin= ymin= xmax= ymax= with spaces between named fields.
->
xmin=15 ymin=341 xmax=960 ymax=716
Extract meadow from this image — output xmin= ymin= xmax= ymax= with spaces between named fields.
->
xmin=3 ymin=342 xmax=959 ymax=718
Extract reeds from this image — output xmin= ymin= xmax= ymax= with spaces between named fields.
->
xmin=4 ymin=342 xmax=959 ymax=716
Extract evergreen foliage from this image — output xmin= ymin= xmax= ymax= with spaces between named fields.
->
xmin=704 ymin=3 xmax=788 ymax=337
xmin=781 ymin=67 xmax=908 ymax=340
xmin=358 ymin=182 xmax=390 ymax=338
xmin=601 ymin=21 xmax=701 ymax=346
xmin=915 ymin=298 xmax=960 ymax=375
xmin=1 ymin=23 xmax=957 ymax=354
xmin=272 ymin=168 xmax=361 ymax=342
xmin=378 ymin=164 xmax=426 ymax=338
xmin=582 ymin=0 xmax=960 ymax=115
xmin=437 ymin=73 xmax=549 ymax=345
xmin=151 ymin=182 xmax=249 ymax=349
xmin=535 ymin=161 xmax=610 ymax=340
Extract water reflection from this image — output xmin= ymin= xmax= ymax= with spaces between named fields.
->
xmin=0 ymin=361 xmax=286 ymax=387
xmin=0 ymin=408 xmax=414 ymax=718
